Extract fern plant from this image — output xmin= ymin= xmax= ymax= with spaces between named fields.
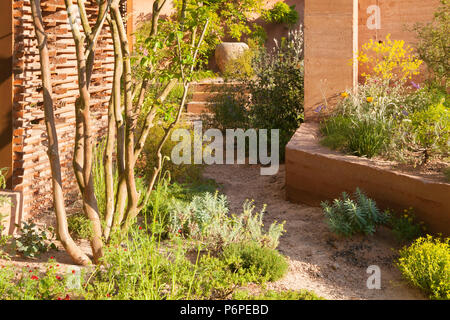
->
xmin=321 ymin=188 xmax=389 ymax=237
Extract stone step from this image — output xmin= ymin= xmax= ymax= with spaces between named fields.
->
xmin=191 ymin=91 xmax=220 ymax=101
xmin=186 ymin=101 xmax=213 ymax=114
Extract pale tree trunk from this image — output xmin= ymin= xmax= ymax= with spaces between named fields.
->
xmin=64 ymin=0 xmax=109 ymax=263
xmin=111 ymin=1 xmax=140 ymax=232
xmin=29 ymin=0 xmax=91 ymax=266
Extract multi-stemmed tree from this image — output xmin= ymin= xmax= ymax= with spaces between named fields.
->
xmin=29 ymin=0 xmax=211 ymax=265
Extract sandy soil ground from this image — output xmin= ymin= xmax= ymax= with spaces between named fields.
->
xmin=202 ymin=163 xmax=425 ymax=300
xmin=1 ymin=163 xmax=426 ymax=300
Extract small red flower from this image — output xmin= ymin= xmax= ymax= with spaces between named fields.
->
xmin=64 ymin=294 xmax=70 ymax=300
xmin=56 ymin=264 xmax=60 ymax=267
xmin=139 ymin=226 xmax=142 ymax=230
xmin=50 ymin=256 xmax=54 ymax=259
xmin=72 ymin=270 xmax=76 ymax=274
xmin=56 ymin=276 xmax=62 ymax=280
xmin=28 ymin=270 xmax=32 ymax=273
xmin=57 ymin=297 xmax=62 ymax=300
xmin=31 ymin=275 xmax=39 ymax=280
xmin=178 ymin=229 xmax=182 ymax=233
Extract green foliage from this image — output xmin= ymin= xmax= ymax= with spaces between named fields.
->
xmin=233 ymin=289 xmax=323 ymax=300
xmin=320 ymin=76 xmax=449 ymax=165
xmin=222 ymin=242 xmax=288 ymax=283
xmin=92 ymin=140 xmax=110 ymax=218
xmin=67 ymin=213 xmax=92 ymax=240
xmin=387 ymin=208 xmax=425 ymax=243
xmin=208 ymin=27 xmax=304 ymax=159
xmin=223 ymin=48 xmax=256 ymax=81
xmin=167 ymin=193 xmax=285 ymax=250
xmin=83 ymin=226 xmax=280 ymax=300
xmin=262 ymin=2 xmax=299 ymax=26
xmin=206 ymin=85 xmax=251 ymax=130
xmin=136 ymin=123 xmax=203 ymax=184
xmin=0 ymin=168 xmax=9 ymax=207
xmin=321 ymin=115 xmax=391 ymax=158
xmin=0 ymin=260 xmax=78 ymax=300
xmin=321 ymin=188 xmax=390 ymax=237
xmin=444 ymin=167 xmax=450 ymax=182
xmin=399 ymin=99 xmax=450 ymax=163
xmin=413 ymin=0 xmax=450 ymax=85
xmin=397 ymin=235 xmax=450 ymax=300
xmin=12 ymin=221 xmax=57 ymax=258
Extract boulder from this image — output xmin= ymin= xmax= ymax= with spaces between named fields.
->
xmin=215 ymin=42 xmax=249 ymax=73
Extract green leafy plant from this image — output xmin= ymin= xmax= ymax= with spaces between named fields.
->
xmin=233 ymin=289 xmax=323 ymax=300
xmin=12 ymin=221 xmax=57 ymax=258
xmin=321 ymin=188 xmax=390 ymax=237
xmin=68 ymin=213 xmax=92 ymax=240
xmin=0 ymin=259 xmax=78 ymax=300
xmin=400 ymin=99 xmax=449 ymax=164
xmin=263 ymin=2 xmax=299 ymax=27
xmin=388 ymin=208 xmax=425 ymax=243
xmin=82 ymin=225 xmax=274 ymax=300
xmin=444 ymin=167 xmax=450 ymax=182
xmin=168 ymin=193 xmax=285 ymax=249
xmin=222 ymin=241 xmax=288 ymax=283
xmin=397 ymin=235 xmax=450 ymax=300
xmin=209 ymin=27 xmax=304 ymax=159
xmin=321 ymin=115 xmax=392 ymax=158
xmin=413 ymin=0 xmax=449 ymax=86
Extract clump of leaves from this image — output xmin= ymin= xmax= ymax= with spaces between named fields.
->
xmin=168 ymin=193 xmax=285 ymax=250
xmin=233 ymin=289 xmax=323 ymax=300
xmin=0 ymin=259 xmax=77 ymax=300
xmin=400 ymin=99 xmax=449 ymax=164
xmin=68 ymin=213 xmax=92 ymax=240
xmin=413 ymin=0 xmax=449 ymax=86
xmin=262 ymin=2 xmax=299 ymax=27
xmin=387 ymin=208 xmax=425 ymax=243
xmin=222 ymin=241 xmax=288 ymax=283
xmin=397 ymin=235 xmax=450 ymax=300
xmin=444 ymin=167 xmax=450 ymax=182
xmin=12 ymin=221 xmax=57 ymax=258
xmin=321 ymin=188 xmax=390 ymax=237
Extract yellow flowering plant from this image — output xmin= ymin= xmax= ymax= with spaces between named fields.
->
xmin=397 ymin=235 xmax=450 ymax=300
xmin=356 ymin=34 xmax=423 ymax=83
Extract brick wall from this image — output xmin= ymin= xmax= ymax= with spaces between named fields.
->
xmin=11 ymin=0 xmax=116 ymax=218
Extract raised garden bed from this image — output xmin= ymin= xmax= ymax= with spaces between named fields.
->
xmin=285 ymin=123 xmax=450 ymax=236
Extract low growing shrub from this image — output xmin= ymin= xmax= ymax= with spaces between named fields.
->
xmin=233 ymin=289 xmax=323 ymax=300
xmin=400 ymin=100 xmax=450 ymax=164
xmin=0 ymin=260 xmax=77 ymax=300
xmin=168 ymin=193 xmax=285 ymax=249
xmin=321 ymin=188 xmax=390 ymax=237
xmin=68 ymin=213 xmax=92 ymax=240
xmin=222 ymin=242 xmax=288 ymax=283
xmin=387 ymin=208 xmax=425 ymax=243
xmin=397 ymin=235 xmax=450 ymax=300
xmin=12 ymin=221 xmax=57 ymax=258
xmin=262 ymin=2 xmax=299 ymax=27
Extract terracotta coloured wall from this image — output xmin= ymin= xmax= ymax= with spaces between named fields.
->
xmin=303 ymin=0 xmax=440 ymax=121
xmin=0 ymin=0 xmax=13 ymax=187
xmin=303 ymin=0 xmax=358 ymax=121
xmin=10 ymin=0 xmax=116 ymax=218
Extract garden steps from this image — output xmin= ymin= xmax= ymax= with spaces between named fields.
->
xmin=186 ymin=78 xmax=243 ymax=116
